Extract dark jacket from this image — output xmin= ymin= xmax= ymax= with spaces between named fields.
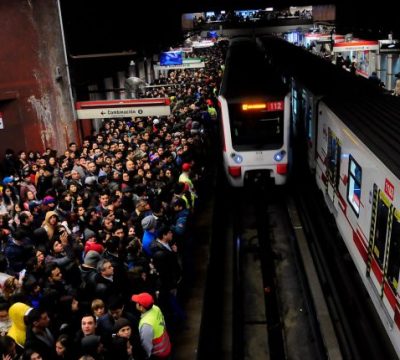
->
xmin=17 ymin=223 xmax=35 ymax=245
xmin=170 ymin=208 xmax=190 ymax=245
xmin=79 ymin=265 xmax=98 ymax=303
xmin=36 ymin=174 xmax=54 ymax=199
xmin=97 ymin=311 xmax=139 ymax=349
xmin=93 ymin=274 xmax=117 ymax=301
xmin=4 ymin=236 xmax=32 ymax=275
xmin=25 ymin=326 xmax=57 ymax=360
xmin=150 ymin=240 xmax=182 ymax=292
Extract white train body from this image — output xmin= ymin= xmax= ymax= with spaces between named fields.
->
xmin=260 ymin=34 xmax=400 ymax=357
xmin=315 ymin=100 xmax=400 ymax=356
xmin=219 ymin=93 xmax=291 ymax=187
xmin=219 ymin=36 xmax=291 ymax=187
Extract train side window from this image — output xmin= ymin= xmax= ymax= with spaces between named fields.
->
xmin=347 ymin=156 xmax=362 ymax=216
xmin=386 ymin=210 xmax=400 ymax=293
xmin=373 ymin=195 xmax=390 ymax=268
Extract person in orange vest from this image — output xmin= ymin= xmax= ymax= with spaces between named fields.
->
xmin=131 ymin=292 xmax=171 ymax=359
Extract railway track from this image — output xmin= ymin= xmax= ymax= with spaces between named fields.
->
xmin=233 ymin=182 xmax=325 ymax=359
xmin=293 ymin=169 xmax=398 ymax=359
xmin=198 ymin=158 xmax=397 ymax=359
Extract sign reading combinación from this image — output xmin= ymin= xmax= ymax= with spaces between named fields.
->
xmin=75 ymin=99 xmax=171 ymax=119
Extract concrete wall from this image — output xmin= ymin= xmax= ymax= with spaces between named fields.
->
xmin=0 ymin=0 xmax=77 ymax=157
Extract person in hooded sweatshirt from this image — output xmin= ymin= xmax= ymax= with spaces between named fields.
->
xmin=7 ymin=302 xmax=33 ymax=348
xmin=41 ymin=211 xmax=59 ymax=243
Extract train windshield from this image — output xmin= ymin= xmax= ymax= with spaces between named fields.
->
xmin=228 ymin=102 xmax=284 ymax=150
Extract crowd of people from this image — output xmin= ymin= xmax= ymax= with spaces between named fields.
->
xmin=0 ymin=42 xmax=226 ymax=359
xmin=193 ymin=8 xmax=312 ymax=28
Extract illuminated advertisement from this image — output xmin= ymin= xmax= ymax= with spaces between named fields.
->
xmin=159 ymin=51 xmax=183 ymax=66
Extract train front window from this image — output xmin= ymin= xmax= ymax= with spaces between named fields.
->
xmin=229 ymin=103 xmax=284 ymax=150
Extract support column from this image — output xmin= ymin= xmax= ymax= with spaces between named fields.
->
xmin=117 ymin=71 xmax=127 ymax=99
xmin=143 ymin=57 xmax=149 ymax=84
xmin=137 ymin=59 xmax=146 ymax=81
xmin=151 ymin=54 xmax=160 ymax=81
xmin=104 ymin=77 xmax=115 ymax=100
xmin=128 ymin=60 xmax=137 ymax=77
xmin=88 ymin=84 xmax=101 ymax=133
xmin=387 ymin=54 xmax=393 ymax=91
xmin=376 ymin=54 xmax=382 ymax=81
xmin=145 ymin=58 xmax=151 ymax=84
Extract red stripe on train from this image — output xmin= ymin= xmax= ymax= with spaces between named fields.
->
xmin=353 ymin=230 xmax=368 ymax=263
xmin=356 ymin=228 xmax=368 ymax=246
xmin=371 ymin=258 xmax=383 ymax=284
xmin=394 ymin=307 xmax=400 ymax=330
xmin=337 ymin=192 xmax=347 ymax=214
xmin=384 ymin=282 xmax=397 ymax=311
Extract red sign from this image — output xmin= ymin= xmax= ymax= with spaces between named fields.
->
xmin=385 ymin=179 xmax=395 ymax=200
xmin=267 ymin=101 xmax=284 ymax=111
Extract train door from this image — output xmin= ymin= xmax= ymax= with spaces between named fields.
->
xmin=385 ymin=210 xmax=400 ymax=310
xmin=297 ymin=89 xmax=307 ymax=139
xmin=291 ymin=85 xmax=299 ymax=137
xmin=367 ymin=185 xmax=400 ymax=319
xmin=304 ymin=92 xmax=315 ymax=170
xmin=294 ymin=88 xmax=310 ymax=168
xmin=325 ymin=128 xmax=341 ymax=204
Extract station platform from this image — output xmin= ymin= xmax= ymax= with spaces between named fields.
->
xmin=171 ymin=185 xmax=215 ymax=359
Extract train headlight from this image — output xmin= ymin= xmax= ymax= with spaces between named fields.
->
xmin=274 ymin=150 xmax=286 ymax=162
xmin=231 ymin=153 xmax=243 ymax=164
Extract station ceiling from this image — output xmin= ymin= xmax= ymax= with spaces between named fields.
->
xmin=60 ymin=0 xmax=398 ymax=55
xmin=59 ymin=0 xmax=398 ymax=91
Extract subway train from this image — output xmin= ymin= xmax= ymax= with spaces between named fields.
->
xmin=218 ymin=37 xmax=291 ymax=187
xmin=260 ymin=35 xmax=400 ymax=356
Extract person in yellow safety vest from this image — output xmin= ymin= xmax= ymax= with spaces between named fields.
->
xmin=178 ymin=163 xmax=195 ymax=194
xmin=181 ymin=189 xmax=197 ymax=214
xmin=172 ymin=182 xmax=197 ymax=214
xmin=131 ymin=292 xmax=171 ymax=359
xmin=207 ymin=104 xmax=217 ymax=120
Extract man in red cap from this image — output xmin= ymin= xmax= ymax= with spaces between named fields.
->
xmin=178 ymin=162 xmax=195 ymax=193
xmin=131 ymin=292 xmax=171 ymax=359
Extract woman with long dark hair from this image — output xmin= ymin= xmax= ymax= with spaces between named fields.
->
xmin=2 ymin=185 xmax=20 ymax=217
xmin=55 ymin=334 xmax=73 ymax=360
xmin=0 ymin=335 xmax=23 ymax=360
xmin=17 ymin=151 xmax=29 ymax=171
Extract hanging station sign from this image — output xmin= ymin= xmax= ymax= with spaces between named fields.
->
xmin=75 ymin=98 xmax=171 ymax=119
